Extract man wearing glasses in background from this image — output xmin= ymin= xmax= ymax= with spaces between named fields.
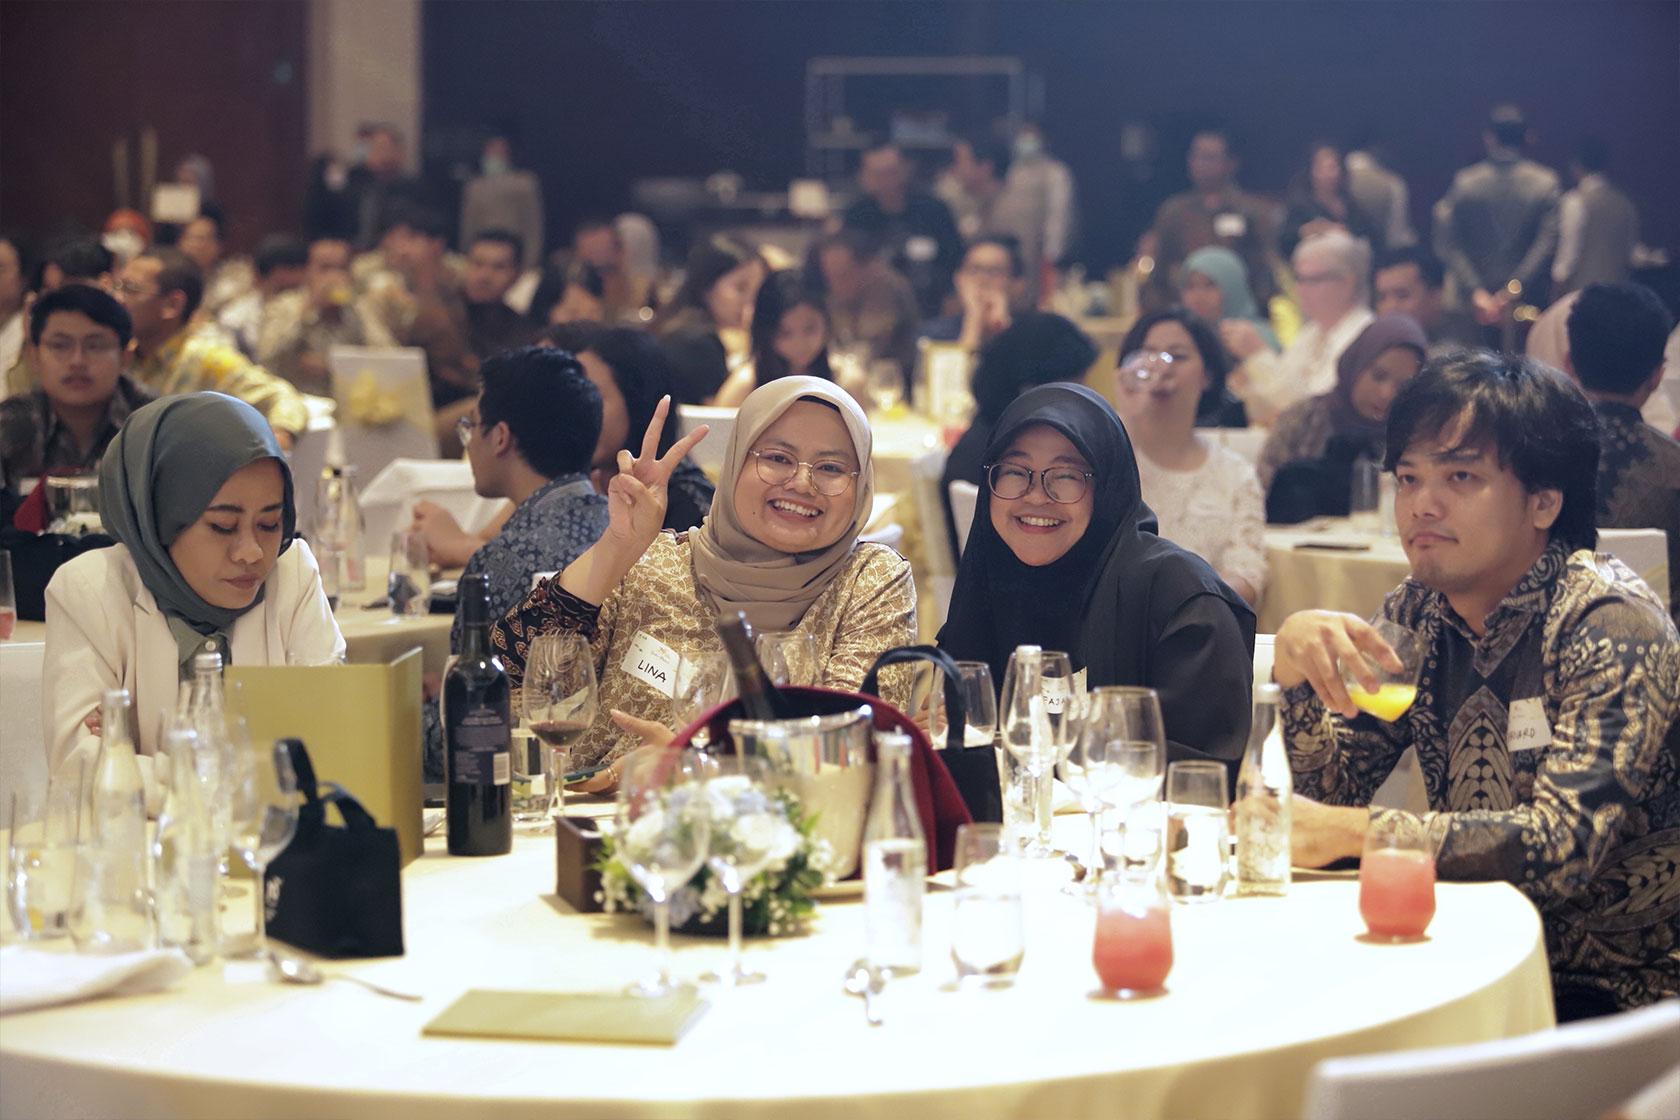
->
xmin=920 ymin=235 xmax=1028 ymax=353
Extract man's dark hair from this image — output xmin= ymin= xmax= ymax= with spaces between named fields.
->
xmin=973 ymin=312 xmax=1098 ymax=422
xmin=253 ymin=234 xmax=308 ymax=278
xmin=29 ymin=283 xmax=132 ymax=347
xmin=1572 ymin=136 xmax=1610 ymax=175
xmin=962 ymin=136 xmax=1012 ymax=181
xmin=470 ymin=228 xmax=524 ymax=267
xmin=476 ymin=346 xmax=601 ymax=479
xmin=1565 ymin=283 xmax=1673 ymax=396
xmin=563 ymin=259 xmax=604 ymax=299
xmin=42 ymin=235 xmax=114 ymax=290
xmin=1384 ymin=351 xmax=1600 ymax=552
xmin=1120 ymin=306 xmax=1233 ymax=394
xmin=194 ymin=200 xmax=227 ymax=240
xmin=385 ymin=202 xmax=449 ymax=242
xmin=1487 ymin=104 xmax=1528 ymax=150
xmin=1373 ymin=245 xmax=1445 ymax=291
xmin=141 ymin=247 xmax=205 ymax=320
xmin=966 ymin=234 xmax=1024 ymax=279
xmin=572 ymin=217 xmax=617 ymax=242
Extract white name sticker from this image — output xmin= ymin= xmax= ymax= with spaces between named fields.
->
xmin=1507 ymin=698 xmax=1553 ymax=752
xmin=1213 ymin=212 xmax=1248 ymax=239
xmin=622 ymin=629 xmax=680 ymax=698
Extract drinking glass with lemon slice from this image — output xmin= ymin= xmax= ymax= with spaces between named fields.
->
xmin=1339 ymin=621 xmax=1422 ymax=722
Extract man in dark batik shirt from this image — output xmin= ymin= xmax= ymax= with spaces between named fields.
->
xmin=1564 ymin=282 xmax=1680 ymax=624
xmin=419 ymin=346 xmax=608 ymax=779
xmin=1272 ymin=352 xmax=1679 ymax=1021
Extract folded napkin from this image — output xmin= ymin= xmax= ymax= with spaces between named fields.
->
xmin=0 ymin=946 xmax=193 ymax=1014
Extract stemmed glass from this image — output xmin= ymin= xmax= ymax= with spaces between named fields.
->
xmin=522 ymin=632 xmax=599 ymax=822
xmin=1063 ymin=688 xmax=1164 ymax=893
xmin=698 ymin=754 xmax=782 ymax=987
xmin=671 ymin=650 xmax=733 ymax=753
xmin=756 ymin=631 xmax=817 ymax=687
xmin=229 ymin=740 xmax=300 ymax=960
xmin=999 ymin=647 xmax=1079 ymax=855
xmin=616 ymin=750 xmax=711 ymax=996
xmin=953 ymin=662 xmax=998 ymax=748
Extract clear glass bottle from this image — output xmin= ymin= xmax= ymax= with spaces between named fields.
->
xmin=863 ymin=731 xmax=926 ymax=977
xmin=1234 ymin=683 xmax=1292 ymax=897
xmin=179 ymin=649 xmax=234 ymax=877
xmin=72 ymin=689 xmax=154 ymax=953
xmin=153 ymin=728 xmax=218 ymax=964
xmin=314 ymin=463 xmax=366 ymax=591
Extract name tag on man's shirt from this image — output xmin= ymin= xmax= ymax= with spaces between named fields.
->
xmin=1507 ymin=697 xmax=1553 ymax=751
xmin=623 ymin=629 xmax=679 ymax=698
xmin=1214 ymin=212 xmax=1248 ymax=239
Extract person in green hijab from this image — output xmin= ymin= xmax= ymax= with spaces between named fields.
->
xmin=1179 ymin=245 xmax=1281 ymax=354
xmin=42 ymin=392 xmax=344 ymax=792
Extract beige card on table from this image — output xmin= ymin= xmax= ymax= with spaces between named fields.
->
xmin=423 ymin=989 xmax=709 ymax=1046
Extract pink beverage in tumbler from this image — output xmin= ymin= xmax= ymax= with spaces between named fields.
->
xmin=1093 ymin=901 xmax=1173 ymax=994
xmin=0 ymin=608 xmax=13 ymax=640
xmin=1359 ymin=848 xmax=1437 ymax=940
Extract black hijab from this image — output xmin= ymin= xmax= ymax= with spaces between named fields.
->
xmin=937 ymin=382 xmax=1257 ymax=769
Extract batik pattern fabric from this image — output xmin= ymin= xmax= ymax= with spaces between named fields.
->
xmin=1284 ymin=542 xmax=1680 ymax=1010
xmin=132 ymin=324 xmax=308 ymax=434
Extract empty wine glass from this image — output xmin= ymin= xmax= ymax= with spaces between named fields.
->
xmin=1064 ymin=687 xmax=1165 ymax=893
xmin=671 ymin=650 xmax=733 ymax=753
xmin=698 ymin=754 xmax=783 ymax=987
xmin=953 ymin=661 xmax=997 ymax=748
xmin=229 ymin=740 xmax=300 ymax=960
xmin=999 ymin=647 xmax=1078 ymax=855
xmin=756 ymin=631 xmax=817 ymax=687
xmin=616 ymin=751 xmax=711 ymax=996
xmin=522 ymin=632 xmax=599 ymax=822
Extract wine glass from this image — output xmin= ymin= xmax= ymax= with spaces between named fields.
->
xmin=953 ymin=662 xmax=997 ymax=748
xmin=522 ymin=633 xmax=599 ymax=822
xmin=1340 ymin=621 xmax=1423 ymax=722
xmin=755 ymin=631 xmax=817 ymax=687
xmin=1064 ymin=688 xmax=1164 ymax=894
xmin=698 ymin=754 xmax=782 ymax=987
xmin=616 ymin=750 xmax=711 ymax=996
xmin=671 ymin=650 xmax=733 ymax=753
xmin=866 ymin=360 xmax=905 ymax=414
xmin=999 ymin=647 xmax=1078 ymax=855
xmin=229 ymin=740 xmax=300 ymax=960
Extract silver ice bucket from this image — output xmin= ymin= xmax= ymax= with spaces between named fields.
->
xmin=729 ymin=704 xmax=875 ymax=879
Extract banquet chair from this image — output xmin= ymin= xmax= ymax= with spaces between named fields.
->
xmin=1598 ymin=528 xmax=1669 ymax=611
xmin=0 ymin=639 xmax=47 ymax=829
xmin=1299 ymin=998 xmax=1680 ymax=1120
xmin=949 ymin=480 xmax=980 ymax=555
xmin=678 ymin=405 xmax=735 ymax=477
xmin=328 ymin=345 xmax=439 ymax=486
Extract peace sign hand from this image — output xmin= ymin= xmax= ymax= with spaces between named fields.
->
xmin=600 ymin=396 xmax=708 ymax=555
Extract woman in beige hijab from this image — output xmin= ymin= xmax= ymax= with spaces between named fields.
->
xmin=490 ymin=376 xmax=916 ymax=786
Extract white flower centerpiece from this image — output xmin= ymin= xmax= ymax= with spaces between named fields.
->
xmin=596 ymin=773 xmax=834 ymax=936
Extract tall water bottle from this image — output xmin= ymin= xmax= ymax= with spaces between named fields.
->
xmin=179 ymin=650 xmax=235 ymax=876
xmin=1234 ymin=683 xmax=1292 ymax=897
xmin=72 ymin=689 xmax=153 ymax=953
xmin=314 ymin=441 xmax=366 ymax=593
xmin=863 ymin=731 xmax=926 ymax=977
xmin=153 ymin=728 xmax=218 ymax=963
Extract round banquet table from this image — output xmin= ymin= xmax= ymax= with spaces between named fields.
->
xmin=1260 ymin=519 xmax=1412 ymax=633
xmin=0 ymin=824 xmax=1556 ymax=1120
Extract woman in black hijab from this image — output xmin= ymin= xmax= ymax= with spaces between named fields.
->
xmin=938 ymin=382 xmax=1256 ymax=772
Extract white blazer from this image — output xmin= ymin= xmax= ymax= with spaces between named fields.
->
xmin=42 ymin=540 xmax=345 ymax=784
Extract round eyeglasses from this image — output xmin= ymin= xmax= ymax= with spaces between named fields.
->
xmin=984 ymin=462 xmax=1093 ymax=504
xmin=748 ymin=449 xmax=858 ymax=497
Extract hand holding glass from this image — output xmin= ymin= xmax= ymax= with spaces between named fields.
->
xmin=1341 ymin=621 xmax=1422 ymax=722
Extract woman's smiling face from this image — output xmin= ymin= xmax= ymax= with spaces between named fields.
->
xmin=989 ymin=423 xmax=1094 ymax=567
xmin=732 ymin=400 xmax=860 ymax=554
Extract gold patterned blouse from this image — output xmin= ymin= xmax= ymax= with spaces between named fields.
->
xmin=1284 ymin=542 xmax=1680 ymax=1010
xmin=491 ymin=531 xmax=918 ymax=767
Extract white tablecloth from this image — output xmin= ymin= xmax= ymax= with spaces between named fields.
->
xmin=0 ymin=825 xmax=1554 ymax=1120
xmin=1261 ymin=520 xmax=1411 ymax=633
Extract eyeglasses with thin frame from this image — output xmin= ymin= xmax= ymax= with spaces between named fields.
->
xmin=456 ymin=414 xmax=483 ymax=446
xmin=111 ymin=280 xmax=158 ymax=298
xmin=984 ymin=462 xmax=1093 ymax=504
xmin=40 ymin=336 xmax=121 ymax=360
xmin=748 ymin=448 xmax=858 ymax=497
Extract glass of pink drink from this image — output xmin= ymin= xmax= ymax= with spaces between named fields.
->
xmin=1358 ymin=811 xmax=1436 ymax=941
xmin=1093 ymin=871 xmax=1173 ymax=998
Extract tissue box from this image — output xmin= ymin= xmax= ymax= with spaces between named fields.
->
xmin=555 ymin=816 xmax=604 ymax=913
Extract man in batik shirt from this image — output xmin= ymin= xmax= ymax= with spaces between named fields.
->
xmin=1273 ymin=351 xmax=1679 ymax=1021
xmin=417 ymin=346 xmax=609 ymax=780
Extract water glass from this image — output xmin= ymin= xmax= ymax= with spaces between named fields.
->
xmin=1349 ymin=457 xmax=1381 ymax=534
xmin=1065 ymin=688 xmax=1164 ymax=891
xmin=388 ymin=529 xmax=431 ymax=618
xmin=1092 ymin=869 xmax=1173 ymax=998
xmin=1340 ymin=620 xmax=1423 ymax=723
xmin=1359 ymin=810 xmax=1437 ymax=942
xmin=949 ymin=823 xmax=1024 ymax=988
xmin=7 ymin=771 xmax=83 ymax=941
xmin=755 ymin=631 xmax=818 ymax=687
xmin=953 ymin=662 xmax=997 ymax=748
xmin=1165 ymin=760 xmax=1230 ymax=904
xmin=0 ymin=549 xmax=15 ymax=640
xmin=996 ymin=746 xmax=1052 ymax=851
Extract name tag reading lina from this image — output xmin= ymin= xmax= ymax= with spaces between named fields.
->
xmin=622 ymin=630 xmax=680 ymax=698
xmin=1507 ymin=698 xmax=1553 ymax=752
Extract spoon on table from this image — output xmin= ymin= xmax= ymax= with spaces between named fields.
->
xmin=843 ymin=959 xmax=885 ymax=1027
xmin=269 ymin=952 xmax=424 ymax=1002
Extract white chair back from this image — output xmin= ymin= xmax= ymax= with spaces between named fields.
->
xmin=359 ymin=459 xmax=504 ymax=551
xmin=1300 ymin=999 xmax=1680 ymax=1120
xmin=678 ymin=405 xmax=735 ymax=477
xmin=0 ymin=641 xmax=47 ymax=828
xmin=328 ymin=346 xmax=439 ymax=485
xmin=949 ymin=480 xmax=980 ymax=555
xmin=1201 ymin=426 xmax=1268 ymax=467
xmin=1599 ymin=527 xmax=1669 ymax=611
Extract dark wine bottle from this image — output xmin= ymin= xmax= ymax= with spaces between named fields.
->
xmin=445 ymin=573 xmax=512 ymax=856
xmin=716 ymin=611 xmax=795 ymax=721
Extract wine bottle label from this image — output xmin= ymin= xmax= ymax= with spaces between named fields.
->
xmin=622 ymin=629 xmax=679 ymax=698
xmin=450 ymin=705 xmax=511 ymax=785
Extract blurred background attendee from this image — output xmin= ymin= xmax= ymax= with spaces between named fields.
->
xmin=1433 ymin=104 xmax=1560 ymax=336
xmin=1564 ymin=282 xmax=1679 ymax=621
xmin=655 ymin=233 xmax=765 ymax=404
xmin=350 ymin=122 xmax=427 ymax=251
xmin=101 ymin=209 xmax=153 ymax=273
xmin=302 ymin=152 xmax=360 ymax=243
xmin=844 ymin=141 xmax=964 ymax=319
xmin=1344 ymin=130 xmax=1416 ymax=250
xmin=939 ymin=135 xmax=1012 ymax=243
xmin=173 ymin=202 xmax=250 ymax=316
xmin=1116 ymin=308 xmax=1266 ymax=606
xmin=217 ymin=234 xmax=307 ymax=359
xmin=813 ymin=227 xmax=919 ymax=387
xmin=1141 ymin=128 xmax=1279 ymax=312
xmin=459 ymin=133 xmax=544 ymax=272
xmin=258 ymin=236 xmax=395 ymax=396
xmin=0 ymin=232 xmax=32 ymax=394
xmin=1280 ymin=139 xmax=1379 ymax=261
xmin=1230 ymin=229 xmax=1373 ymax=425
xmin=922 ymin=235 xmax=1026 ymax=352
xmin=1178 ymin=245 xmax=1280 ymax=389
xmin=995 ymin=122 xmax=1079 ymax=302
xmin=1372 ymin=245 xmax=1480 ymax=355
xmin=569 ymin=218 xmax=652 ymax=322
xmin=461 ymin=228 xmax=534 ymax=357
xmin=37 ymin=236 xmax=116 ymax=295
xmin=1551 ymin=136 xmax=1639 ymax=298
xmin=715 ymin=269 xmax=848 ymax=407
xmin=530 ymin=258 xmax=606 ymax=326
xmin=1257 ymin=313 xmax=1427 ymax=520
xmin=173 ymin=153 xmax=215 ymax=202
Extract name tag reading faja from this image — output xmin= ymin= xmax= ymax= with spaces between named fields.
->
xmin=1507 ymin=697 xmax=1553 ymax=752
xmin=622 ymin=629 xmax=680 ymax=698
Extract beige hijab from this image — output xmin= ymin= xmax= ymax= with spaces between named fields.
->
xmin=689 ymin=376 xmax=875 ymax=632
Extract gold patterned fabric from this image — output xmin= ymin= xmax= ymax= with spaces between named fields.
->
xmin=491 ymin=531 xmax=918 ymax=767
xmin=131 ymin=323 xmax=308 ymax=435
xmin=1285 ymin=542 xmax=1680 ymax=1010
